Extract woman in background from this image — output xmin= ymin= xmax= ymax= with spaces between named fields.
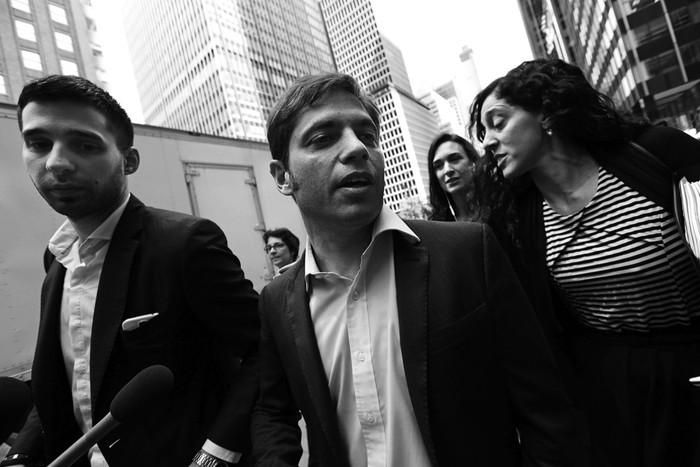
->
xmin=427 ymin=133 xmax=480 ymax=221
xmin=469 ymin=57 xmax=700 ymax=467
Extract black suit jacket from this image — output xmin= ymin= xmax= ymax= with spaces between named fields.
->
xmin=252 ymin=220 xmax=586 ymax=466
xmin=11 ymin=195 xmax=260 ymax=466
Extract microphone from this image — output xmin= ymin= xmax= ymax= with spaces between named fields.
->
xmin=47 ymin=365 xmax=174 ymax=467
xmin=0 ymin=377 xmax=33 ymax=443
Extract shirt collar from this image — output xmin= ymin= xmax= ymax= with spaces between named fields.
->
xmin=48 ymin=194 xmax=131 ymax=260
xmin=304 ymin=205 xmax=420 ymax=282
xmin=90 ymin=193 xmax=131 ymax=241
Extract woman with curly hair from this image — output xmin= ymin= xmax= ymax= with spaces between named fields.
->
xmin=470 ymin=58 xmax=700 ymax=467
xmin=427 ymin=133 xmax=480 ymax=221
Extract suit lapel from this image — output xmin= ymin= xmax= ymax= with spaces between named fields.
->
xmin=89 ymin=197 xmax=142 ymax=408
xmin=394 ymin=232 xmax=438 ymax=465
xmin=33 ymin=259 xmax=69 ymax=400
xmin=36 ymin=258 xmax=65 ymax=363
xmin=284 ymin=260 xmax=348 ymax=465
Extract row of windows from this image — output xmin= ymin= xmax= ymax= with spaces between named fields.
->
xmin=15 ymin=19 xmax=74 ymax=52
xmin=386 ymin=170 xmax=411 ymax=184
xmin=18 ymin=49 xmax=77 ymax=75
xmin=385 ymin=182 xmax=419 ymax=201
xmin=12 ymin=0 xmax=69 ymax=25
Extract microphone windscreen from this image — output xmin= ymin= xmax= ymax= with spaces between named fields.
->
xmin=109 ymin=365 xmax=173 ymax=423
xmin=0 ymin=377 xmax=32 ymax=442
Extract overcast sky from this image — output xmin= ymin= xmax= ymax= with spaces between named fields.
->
xmin=372 ymin=0 xmax=533 ymax=92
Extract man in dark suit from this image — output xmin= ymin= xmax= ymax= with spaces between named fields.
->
xmin=2 ymin=75 xmax=259 ymax=467
xmin=251 ymin=73 xmax=588 ymax=466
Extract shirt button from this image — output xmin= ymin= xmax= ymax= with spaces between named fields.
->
xmin=352 ymin=291 xmax=360 ymax=300
xmin=367 ymin=414 xmax=375 ymax=423
xmin=358 ymin=351 xmax=366 ymax=362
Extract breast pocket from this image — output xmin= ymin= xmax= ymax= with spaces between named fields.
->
xmin=119 ymin=310 xmax=167 ymax=349
xmin=427 ymin=303 xmax=490 ymax=354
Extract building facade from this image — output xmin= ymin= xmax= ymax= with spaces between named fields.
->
xmin=419 ymin=89 xmax=463 ymax=136
xmin=419 ymin=45 xmax=484 ymax=140
xmin=0 ymin=0 xmax=103 ymax=105
xmin=518 ymin=0 xmax=700 ymax=130
xmin=120 ymin=0 xmax=336 ymax=141
xmin=320 ymin=0 xmax=440 ymax=212
xmin=447 ymin=46 xmax=482 ymax=124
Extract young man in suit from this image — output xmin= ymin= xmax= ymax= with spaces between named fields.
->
xmin=251 ymin=73 xmax=588 ymax=466
xmin=2 ymin=75 xmax=260 ymax=467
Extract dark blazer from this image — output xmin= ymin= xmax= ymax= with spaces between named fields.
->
xmin=252 ymin=220 xmax=585 ymax=466
xmin=11 ymin=195 xmax=260 ymax=466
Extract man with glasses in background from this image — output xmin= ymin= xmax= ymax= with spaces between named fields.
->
xmin=263 ymin=228 xmax=301 ymax=273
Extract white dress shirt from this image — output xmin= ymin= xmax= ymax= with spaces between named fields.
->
xmin=50 ymin=196 xmax=130 ymax=467
xmin=305 ymin=206 xmax=431 ymax=467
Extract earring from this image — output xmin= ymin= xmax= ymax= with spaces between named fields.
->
xmin=545 ymin=128 xmax=553 ymax=136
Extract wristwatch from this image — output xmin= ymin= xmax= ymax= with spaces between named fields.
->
xmin=0 ymin=454 xmax=32 ymax=467
xmin=192 ymin=449 xmax=231 ymax=467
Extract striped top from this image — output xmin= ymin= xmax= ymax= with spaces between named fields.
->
xmin=544 ymin=166 xmax=700 ymax=332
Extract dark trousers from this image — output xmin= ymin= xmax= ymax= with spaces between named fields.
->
xmin=570 ymin=330 xmax=700 ymax=467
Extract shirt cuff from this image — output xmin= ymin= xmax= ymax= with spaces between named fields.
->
xmin=202 ymin=440 xmax=242 ymax=464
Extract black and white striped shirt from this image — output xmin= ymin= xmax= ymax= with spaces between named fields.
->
xmin=544 ymin=166 xmax=700 ymax=332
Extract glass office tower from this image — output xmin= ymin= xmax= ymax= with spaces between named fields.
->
xmin=320 ymin=0 xmax=440 ymax=212
xmin=121 ymin=0 xmax=336 ymax=141
xmin=518 ymin=0 xmax=700 ymax=129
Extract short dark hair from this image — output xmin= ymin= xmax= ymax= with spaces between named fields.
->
xmin=427 ymin=133 xmax=479 ymax=221
xmin=266 ymin=73 xmax=380 ymax=168
xmin=263 ymin=228 xmax=301 ymax=261
xmin=17 ymin=74 xmax=134 ymax=150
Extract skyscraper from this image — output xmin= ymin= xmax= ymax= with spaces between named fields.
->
xmin=120 ymin=0 xmax=336 ymax=141
xmin=431 ymin=81 xmax=468 ymax=135
xmin=0 ymin=0 xmax=104 ymax=104
xmin=517 ymin=0 xmax=700 ymax=130
xmin=419 ymin=45 xmax=483 ymax=139
xmin=518 ymin=0 xmax=571 ymax=61
xmin=419 ymin=89 xmax=464 ymax=136
xmin=320 ymin=0 xmax=440 ymax=212
xmin=454 ymin=46 xmax=482 ymax=111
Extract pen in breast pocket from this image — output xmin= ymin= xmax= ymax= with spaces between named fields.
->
xmin=121 ymin=313 xmax=159 ymax=331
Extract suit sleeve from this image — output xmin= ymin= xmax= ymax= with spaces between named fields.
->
xmin=636 ymin=124 xmax=700 ymax=170
xmin=250 ymin=287 xmax=303 ymax=466
xmin=8 ymin=251 xmax=53 ymax=462
xmin=182 ymin=219 xmax=261 ymax=454
xmin=482 ymin=225 xmax=589 ymax=467
xmin=7 ymin=407 xmax=46 ymax=463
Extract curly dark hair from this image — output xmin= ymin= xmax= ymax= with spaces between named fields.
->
xmin=263 ymin=228 xmax=301 ymax=261
xmin=468 ymin=58 xmax=649 ymax=252
xmin=469 ymin=59 xmax=642 ymax=152
xmin=427 ymin=133 xmax=480 ymax=221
